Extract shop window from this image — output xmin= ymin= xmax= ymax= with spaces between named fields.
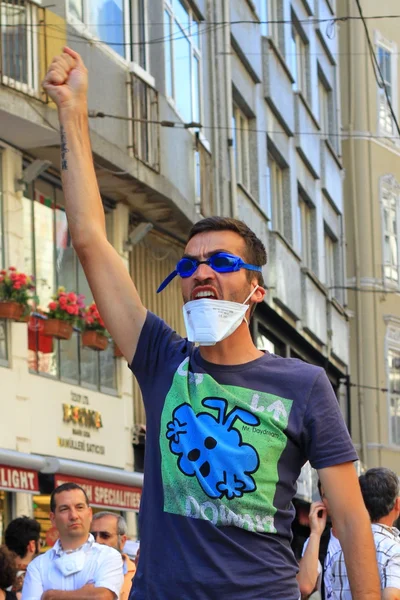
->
xmin=0 ymin=153 xmax=7 ymax=365
xmin=23 ymin=174 xmax=117 ymax=394
xmin=164 ymin=0 xmax=201 ymax=123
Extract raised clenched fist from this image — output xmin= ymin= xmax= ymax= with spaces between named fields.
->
xmin=42 ymin=46 xmax=88 ymax=111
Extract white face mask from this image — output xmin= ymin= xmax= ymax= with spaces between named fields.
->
xmin=183 ymin=286 xmax=259 ymax=346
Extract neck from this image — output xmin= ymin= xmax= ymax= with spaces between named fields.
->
xmin=375 ymin=513 xmax=398 ymax=528
xmin=199 ymin=322 xmax=264 ymax=365
xmin=60 ymin=534 xmax=89 ymax=551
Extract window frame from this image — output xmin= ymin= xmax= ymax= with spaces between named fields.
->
xmin=297 ymin=191 xmax=313 ymax=270
xmin=375 ymin=34 xmax=398 ymax=139
xmin=388 ymin=347 xmax=400 ymax=447
xmin=232 ymin=103 xmax=251 ymax=193
xmin=266 ymin=151 xmax=285 ymax=235
xmin=164 ymin=0 xmax=202 ymax=124
xmin=380 ymin=176 xmax=400 ymax=286
xmin=66 ymin=0 xmax=147 ymax=66
xmin=290 ymin=12 xmax=310 ymax=103
xmin=1 ymin=0 xmax=41 ymax=98
xmin=0 ymin=151 xmax=8 ymax=367
xmin=24 ymin=170 xmax=118 ymax=395
xmin=317 ymin=64 xmax=338 ymax=152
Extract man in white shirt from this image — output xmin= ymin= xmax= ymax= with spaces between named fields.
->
xmin=331 ymin=468 xmax=400 ymax=600
xmin=22 ymin=482 xmax=123 ymax=600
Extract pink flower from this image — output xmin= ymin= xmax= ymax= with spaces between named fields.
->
xmin=86 ymin=316 xmax=94 ymax=325
xmin=66 ymin=306 xmax=75 ymax=315
xmin=13 ymin=282 xmax=21 ymax=290
xmin=0 ymin=270 xmax=6 ymax=275
xmin=48 ymin=301 xmax=58 ymax=311
xmin=67 ymin=292 xmax=77 ymax=302
xmin=8 ymin=267 xmax=16 ymax=272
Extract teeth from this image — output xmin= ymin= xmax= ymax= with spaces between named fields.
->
xmin=195 ymin=291 xmax=215 ymax=298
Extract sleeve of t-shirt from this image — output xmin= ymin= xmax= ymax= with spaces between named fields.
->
xmin=21 ymin=558 xmax=43 ymax=600
xmin=94 ymin=548 xmax=123 ymax=597
xmin=130 ymin=311 xmax=188 ymax=385
xmin=302 ymin=369 xmax=358 ymax=469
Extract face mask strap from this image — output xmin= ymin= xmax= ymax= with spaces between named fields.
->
xmin=243 ymin=285 xmax=259 ymax=305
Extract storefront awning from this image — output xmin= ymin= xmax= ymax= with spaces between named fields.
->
xmin=55 ymin=474 xmax=141 ymax=512
xmin=0 ymin=448 xmax=143 ymax=489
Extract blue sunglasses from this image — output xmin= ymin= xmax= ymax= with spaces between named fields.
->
xmin=157 ymin=252 xmax=262 ymax=293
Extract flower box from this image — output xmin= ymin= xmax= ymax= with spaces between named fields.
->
xmin=28 ymin=317 xmax=54 ymax=353
xmin=82 ymin=330 xmax=108 ymax=351
xmin=43 ymin=319 xmax=73 ymax=340
xmin=0 ymin=301 xmax=24 ymax=321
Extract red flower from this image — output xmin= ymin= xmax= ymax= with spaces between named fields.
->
xmin=13 ymin=282 xmax=22 ymax=290
xmin=67 ymin=292 xmax=77 ymax=302
xmin=66 ymin=305 xmax=75 ymax=315
xmin=8 ymin=266 xmax=16 ymax=272
xmin=48 ymin=301 xmax=58 ymax=311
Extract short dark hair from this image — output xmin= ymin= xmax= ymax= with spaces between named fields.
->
xmin=359 ymin=468 xmax=400 ymax=522
xmin=0 ymin=545 xmax=17 ymax=590
xmin=188 ymin=217 xmax=267 ymax=287
xmin=5 ymin=517 xmax=40 ymax=559
xmin=50 ymin=482 xmax=90 ymax=513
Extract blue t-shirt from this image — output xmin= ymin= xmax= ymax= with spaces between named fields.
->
xmin=129 ymin=312 xmax=357 ymax=600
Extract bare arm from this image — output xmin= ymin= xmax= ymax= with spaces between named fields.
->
xmin=319 ymin=462 xmax=380 ymax=600
xmin=42 ymin=47 xmax=146 ymax=363
xmin=297 ymin=501 xmax=327 ymax=598
xmin=42 ymin=586 xmax=114 ymax=600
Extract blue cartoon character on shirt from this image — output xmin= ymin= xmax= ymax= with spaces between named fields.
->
xmin=166 ymin=398 xmax=260 ymax=500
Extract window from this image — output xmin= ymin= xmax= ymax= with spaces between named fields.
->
xmin=298 ymin=193 xmax=313 ymax=269
xmin=377 ymin=45 xmax=394 ymax=136
xmin=68 ymin=0 xmax=147 ymax=65
xmin=194 ymin=141 xmax=214 ymax=217
xmin=0 ymin=153 xmax=7 ymax=365
xmin=266 ymin=152 xmax=284 ymax=234
xmin=131 ymin=73 xmax=160 ymax=171
xmin=381 ymin=180 xmax=399 ymax=284
xmin=318 ymin=68 xmax=337 ymax=151
xmin=1 ymin=0 xmax=40 ymax=94
xmin=291 ymin=16 xmax=309 ymax=101
xmin=324 ymin=228 xmax=340 ymax=294
xmin=232 ymin=104 xmax=251 ymax=192
xmin=23 ymin=173 xmax=117 ymax=394
xmin=256 ymin=324 xmax=285 ymax=356
xmin=260 ymin=0 xmax=280 ymax=45
xmin=389 ymin=350 xmax=400 ymax=445
xmin=164 ymin=0 xmax=201 ymax=123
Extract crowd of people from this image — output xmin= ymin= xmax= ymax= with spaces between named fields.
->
xmin=0 ymin=469 xmax=399 ymax=599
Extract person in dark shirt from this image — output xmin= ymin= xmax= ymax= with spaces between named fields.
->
xmin=0 ymin=545 xmax=18 ymax=600
xmin=5 ymin=517 xmax=40 ymax=595
xmin=41 ymin=46 xmax=380 ymax=600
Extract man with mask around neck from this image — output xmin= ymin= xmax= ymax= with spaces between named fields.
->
xmin=21 ymin=483 xmax=123 ymax=600
xmin=42 ymin=47 xmax=380 ymax=600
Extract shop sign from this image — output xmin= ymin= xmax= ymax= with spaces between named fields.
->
xmin=55 ymin=474 xmax=141 ymax=512
xmin=0 ymin=465 xmax=39 ymax=493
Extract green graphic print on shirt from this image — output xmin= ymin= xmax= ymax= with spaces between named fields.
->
xmin=160 ymin=357 xmax=293 ymax=534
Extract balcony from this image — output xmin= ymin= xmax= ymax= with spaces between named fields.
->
xmin=0 ymin=0 xmax=46 ymax=101
xmin=130 ymin=72 xmax=160 ymax=172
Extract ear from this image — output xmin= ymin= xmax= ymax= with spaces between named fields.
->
xmin=49 ymin=512 xmax=56 ymax=528
xmin=28 ymin=539 xmax=36 ymax=554
xmin=395 ymin=497 xmax=400 ymax=513
xmin=120 ymin=534 xmax=127 ymax=549
xmin=252 ymin=285 xmax=266 ymax=304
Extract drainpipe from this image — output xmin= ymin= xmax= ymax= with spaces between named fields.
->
xmin=223 ymin=0 xmax=238 ymax=219
xmin=209 ymin=0 xmax=221 ymax=216
xmin=347 ymin=0 xmax=368 ymax=466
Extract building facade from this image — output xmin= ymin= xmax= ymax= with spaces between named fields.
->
xmin=339 ymin=0 xmax=400 ymax=470
xmin=0 ymin=0 xmax=350 ymax=542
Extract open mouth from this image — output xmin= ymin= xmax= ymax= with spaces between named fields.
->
xmin=191 ymin=286 xmax=219 ymax=301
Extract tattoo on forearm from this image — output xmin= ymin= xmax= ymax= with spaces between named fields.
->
xmin=60 ymin=125 xmax=69 ymax=171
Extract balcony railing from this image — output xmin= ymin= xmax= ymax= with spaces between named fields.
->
xmin=0 ymin=0 xmax=46 ymax=101
xmin=130 ymin=72 xmax=160 ymax=172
